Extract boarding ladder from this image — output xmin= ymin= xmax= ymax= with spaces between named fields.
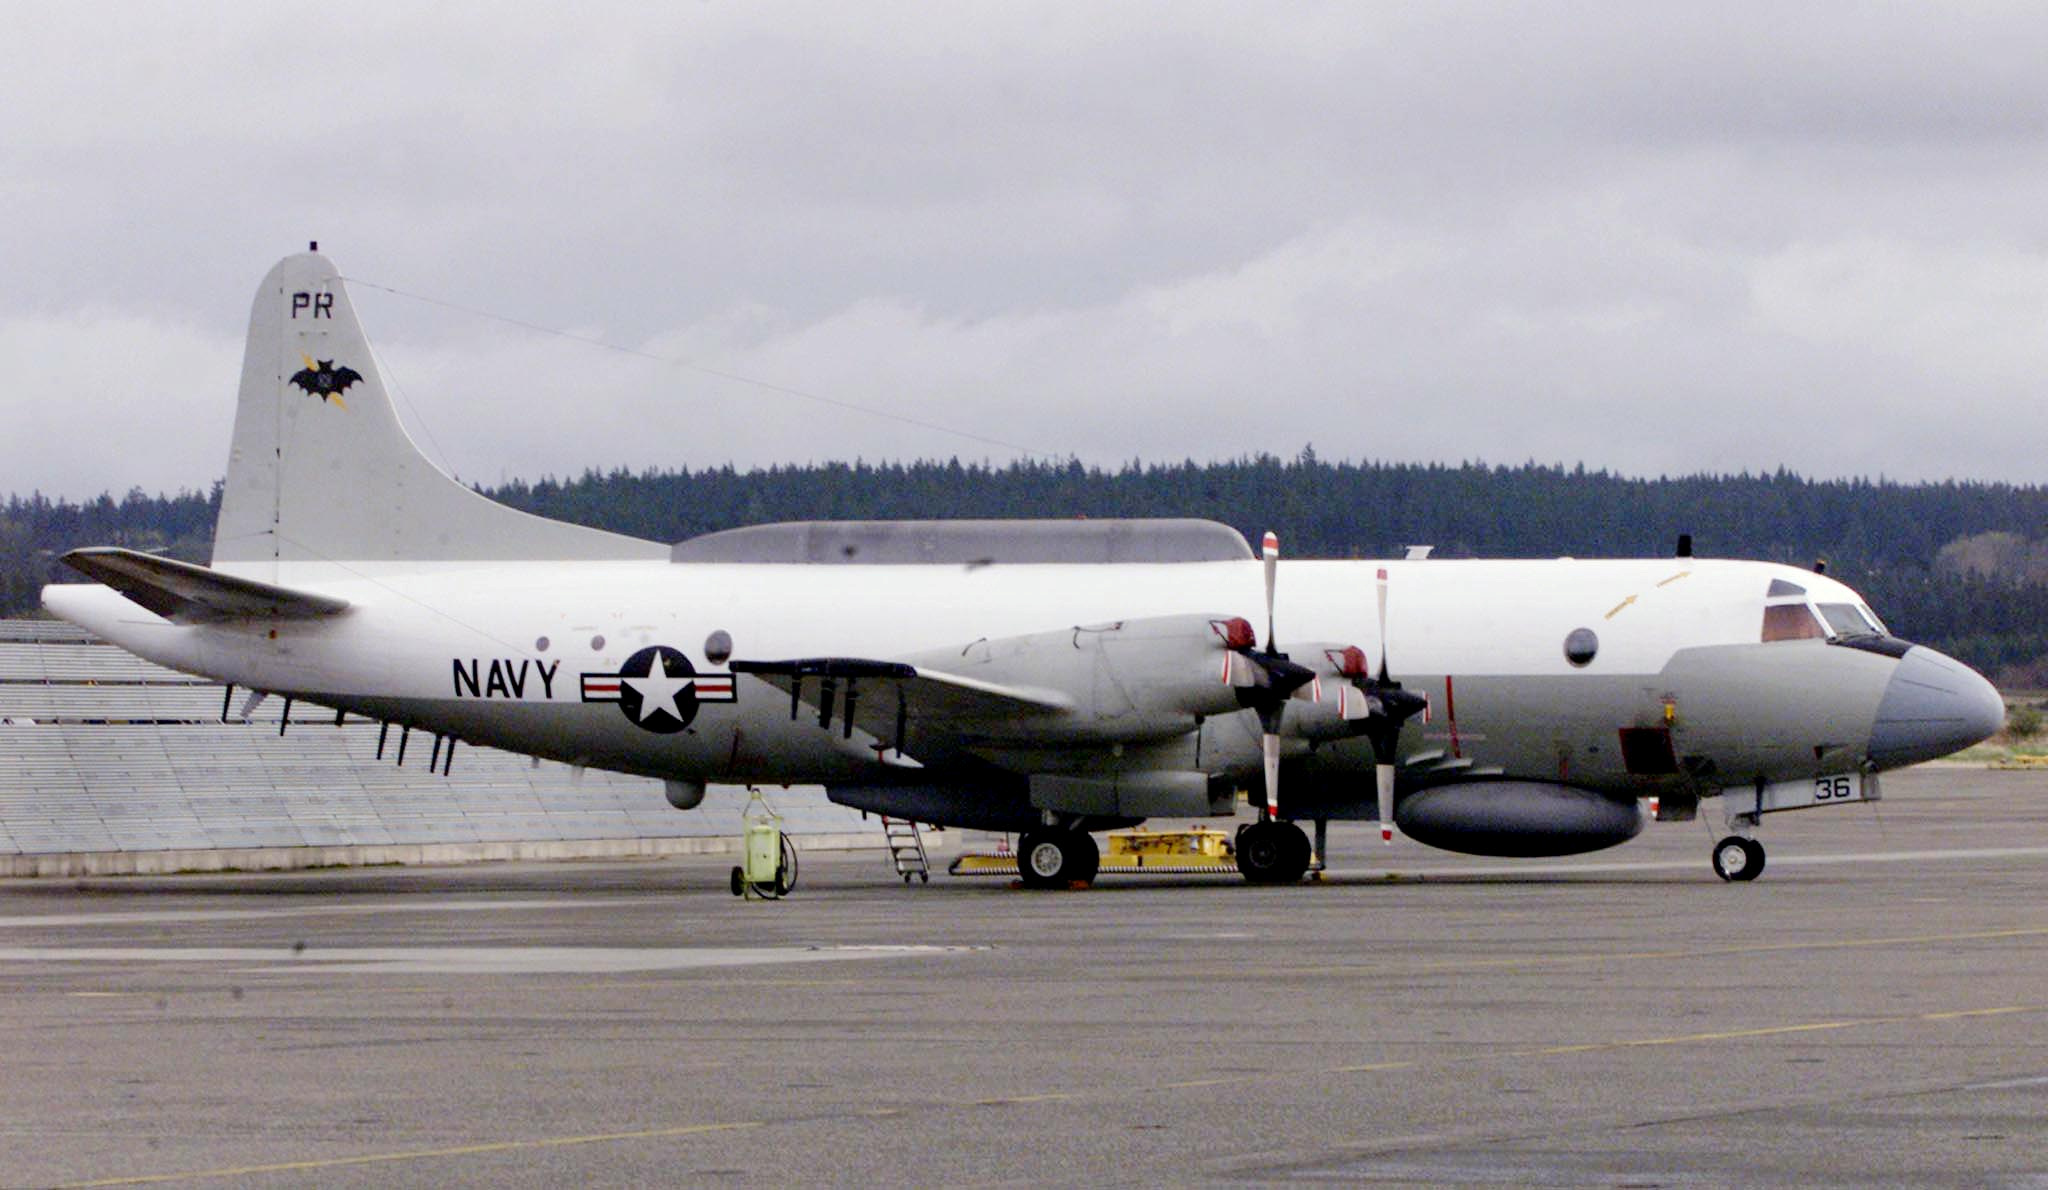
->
xmin=881 ymin=815 xmax=930 ymax=884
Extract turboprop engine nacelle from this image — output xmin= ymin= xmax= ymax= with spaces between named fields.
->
xmin=1395 ymin=781 xmax=1645 ymax=857
xmin=899 ymin=613 xmax=1254 ymax=744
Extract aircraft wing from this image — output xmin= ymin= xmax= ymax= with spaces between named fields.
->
xmin=60 ymin=547 xmax=351 ymax=622
xmin=730 ymin=657 xmax=1075 ymax=750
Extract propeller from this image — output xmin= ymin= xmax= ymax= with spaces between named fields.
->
xmin=1362 ymin=566 xmax=1429 ymax=842
xmin=1218 ymin=535 xmax=1425 ymax=838
xmin=1214 ymin=532 xmax=1316 ymax=822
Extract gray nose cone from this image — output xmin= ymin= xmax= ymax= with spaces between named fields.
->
xmin=1868 ymin=646 xmax=2005 ymax=768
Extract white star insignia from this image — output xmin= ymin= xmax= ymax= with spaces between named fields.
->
xmin=623 ymin=668 xmax=693 ymax=722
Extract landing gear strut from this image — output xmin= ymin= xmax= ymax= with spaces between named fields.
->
xmin=1017 ymin=828 xmax=1100 ymax=888
xmin=1711 ymin=835 xmax=1765 ymax=882
xmin=1235 ymin=820 xmax=1312 ymax=885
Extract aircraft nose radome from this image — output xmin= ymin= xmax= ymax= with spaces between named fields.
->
xmin=1867 ymin=646 xmax=2006 ymax=768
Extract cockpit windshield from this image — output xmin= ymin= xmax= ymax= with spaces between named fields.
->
xmin=1761 ymin=602 xmax=1827 ymax=642
xmin=1762 ymin=586 xmax=1891 ymax=643
xmin=1817 ymin=602 xmax=1885 ymax=639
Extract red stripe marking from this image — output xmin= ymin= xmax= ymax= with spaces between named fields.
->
xmin=1444 ymin=674 xmax=1461 ymax=759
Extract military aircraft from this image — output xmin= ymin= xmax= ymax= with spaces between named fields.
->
xmin=43 ymin=249 xmax=2006 ymax=886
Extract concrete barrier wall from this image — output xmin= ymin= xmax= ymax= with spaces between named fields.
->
xmin=0 ymin=621 xmax=880 ymax=876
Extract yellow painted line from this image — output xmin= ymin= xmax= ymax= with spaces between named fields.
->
xmin=965 ymin=1002 xmax=2048 ymax=1114
xmin=59 ymin=1121 xmax=762 ymax=1188
xmin=973 ymin=1091 xmax=1080 ymax=1106
xmin=1921 ymin=1004 xmax=2039 ymax=1022
xmin=61 ymin=1001 xmax=2048 ymax=1184
xmin=1604 ymin=594 xmax=1638 ymax=619
xmin=1525 ymin=1019 xmax=1866 ymax=1056
xmin=1326 ymin=1060 xmax=1422 ymax=1075
xmin=1656 ymin=571 xmax=1691 ymax=587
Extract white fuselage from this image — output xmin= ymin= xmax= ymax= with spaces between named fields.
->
xmin=45 ymin=553 xmax=1911 ymax=797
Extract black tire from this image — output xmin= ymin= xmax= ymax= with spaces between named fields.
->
xmin=775 ymin=836 xmax=799 ymax=896
xmin=1236 ymin=820 xmax=1311 ymax=884
xmin=1067 ymin=831 xmax=1100 ymax=885
xmin=730 ymin=866 xmax=745 ymax=897
xmin=1711 ymin=835 xmax=1765 ymax=882
xmin=1018 ymin=828 xmax=1098 ymax=888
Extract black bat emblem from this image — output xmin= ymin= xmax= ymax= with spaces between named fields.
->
xmin=289 ymin=359 xmax=364 ymax=402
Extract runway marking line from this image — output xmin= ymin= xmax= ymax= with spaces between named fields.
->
xmin=1162 ymin=923 xmax=2048 ymax=981
xmin=58 ymin=1120 xmax=764 ymax=1188
xmin=57 ymin=1003 xmax=2048 ymax=1185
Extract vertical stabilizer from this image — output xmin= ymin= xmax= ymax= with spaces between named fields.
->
xmin=212 ymin=251 xmax=664 ymax=576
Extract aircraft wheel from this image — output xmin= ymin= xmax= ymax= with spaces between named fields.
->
xmin=1712 ymin=835 xmax=1765 ymax=882
xmin=1018 ymin=829 xmax=1096 ymax=888
xmin=1236 ymin=820 xmax=1311 ymax=884
xmin=776 ymin=836 xmax=799 ymax=896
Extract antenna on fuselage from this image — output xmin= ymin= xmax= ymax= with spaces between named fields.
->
xmin=1675 ymin=533 xmax=1693 ymax=558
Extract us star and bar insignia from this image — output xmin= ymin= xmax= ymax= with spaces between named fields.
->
xmin=581 ymin=645 xmax=735 ymax=734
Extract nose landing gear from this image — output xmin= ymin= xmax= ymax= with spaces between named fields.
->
xmin=1711 ymin=834 xmax=1765 ymax=882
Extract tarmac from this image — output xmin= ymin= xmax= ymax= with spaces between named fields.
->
xmin=3 ymin=764 xmax=2047 ymax=1187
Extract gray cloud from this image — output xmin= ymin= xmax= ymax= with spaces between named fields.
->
xmin=5 ymin=2 xmax=2048 ymax=498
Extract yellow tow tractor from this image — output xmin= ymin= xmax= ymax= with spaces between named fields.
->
xmin=948 ymin=825 xmax=1238 ymax=877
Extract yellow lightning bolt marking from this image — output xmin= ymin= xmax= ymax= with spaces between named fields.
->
xmin=297 ymin=353 xmax=347 ymax=412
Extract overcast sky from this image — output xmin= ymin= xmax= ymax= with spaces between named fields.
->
xmin=5 ymin=2 xmax=2047 ymax=500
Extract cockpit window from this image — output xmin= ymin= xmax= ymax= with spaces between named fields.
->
xmin=1817 ymin=602 xmax=1883 ymax=639
xmin=1762 ymin=603 xmax=1827 ymax=642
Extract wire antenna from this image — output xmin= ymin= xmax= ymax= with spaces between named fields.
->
xmin=344 ymin=277 xmax=1059 ymax=460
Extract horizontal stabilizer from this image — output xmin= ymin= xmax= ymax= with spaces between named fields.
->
xmin=61 ymin=547 xmax=350 ymax=622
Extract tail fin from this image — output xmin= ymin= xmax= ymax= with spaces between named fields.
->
xmin=211 ymin=250 xmax=664 ymax=577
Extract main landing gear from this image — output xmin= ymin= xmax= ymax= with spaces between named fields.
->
xmin=1016 ymin=827 xmax=1100 ymax=889
xmin=1235 ymin=819 xmax=1312 ymax=885
xmin=1711 ymin=834 xmax=1766 ymax=882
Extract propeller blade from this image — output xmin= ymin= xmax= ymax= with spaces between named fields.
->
xmin=1375 ymin=566 xmax=1391 ymax=681
xmin=1262 ymin=730 xmax=1282 ymax=822
xmin=1262 ymin=531 xmax=1279 ymax=652
xmin=1376 ymin=761 xmax=1396 ymax=843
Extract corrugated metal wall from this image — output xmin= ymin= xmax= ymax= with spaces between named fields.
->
xmin=0 ymin=621 xmax=874 ymax=874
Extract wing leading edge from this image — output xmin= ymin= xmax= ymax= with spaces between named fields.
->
xmin=730 ymin=657 xmax=1074 ymax=752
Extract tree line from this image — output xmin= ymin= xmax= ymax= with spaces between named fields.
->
xmin=7 ymin=454 xmax=2048 ymax=682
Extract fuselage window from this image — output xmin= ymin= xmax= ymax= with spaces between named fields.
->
xmin=1761 ymin=602 xmax=1827 ymax=642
